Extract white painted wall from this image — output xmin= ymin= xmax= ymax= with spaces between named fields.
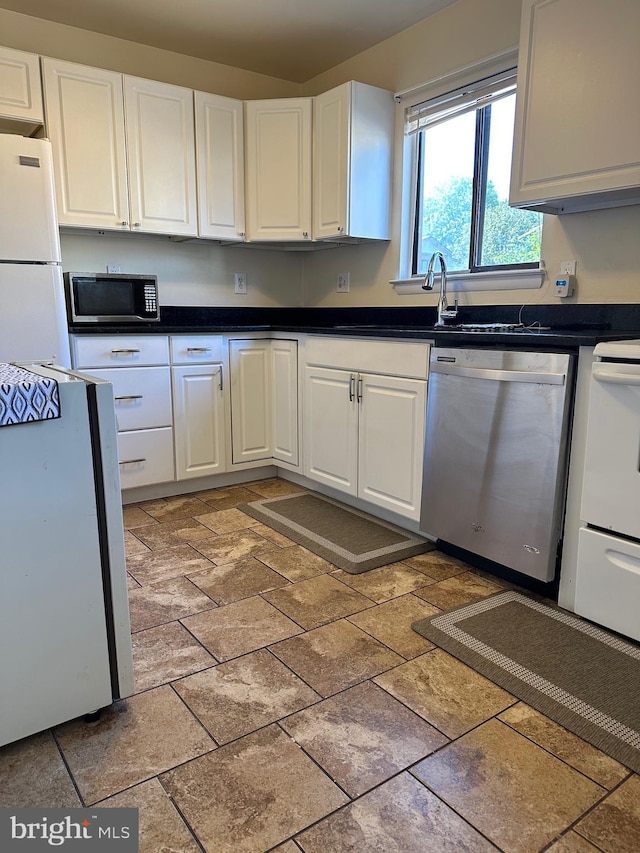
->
xmin=299 ymin=0 xmax=640 ymax=308
xmin=60 ymin=233 xmax=304 ymax=307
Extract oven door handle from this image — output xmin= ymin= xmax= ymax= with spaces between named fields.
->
xmin=593 ymin=367 xmax=640 ymax=386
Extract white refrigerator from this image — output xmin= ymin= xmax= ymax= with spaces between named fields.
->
xmin=0 ymin=363 xmax=135 ymax=746
xmin=0 ymin=134 xmax=71 ymax=366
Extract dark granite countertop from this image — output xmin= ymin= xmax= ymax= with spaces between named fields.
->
xmin=68 ymin=304 xmax=640 ymax=349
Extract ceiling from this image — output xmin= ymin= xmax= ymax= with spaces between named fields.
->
xmin=1 ymin=0 xmax=459 ymax=82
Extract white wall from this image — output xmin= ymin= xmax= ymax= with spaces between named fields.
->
xmin=60 ymin=233 xmax=304 ymax=307
xmin=299 ymin=0 xmax=640 ymax=307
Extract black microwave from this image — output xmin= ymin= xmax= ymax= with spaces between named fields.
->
xmin=65 ymin=272 xmax=160 ymax=323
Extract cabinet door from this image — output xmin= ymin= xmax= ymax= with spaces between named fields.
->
xmin=313 ymin=83 xmax=349 ymax=239
xmin=195 ymin=91 xmax=245 ymax=241
xmin=510 ymin=0 xmax=640 ymax=212
xmin=229 ymin=340 xmax=272 ymax=464
xmin=42 ymin=58 xmax=130 ymax=230
xmin=358 ymin=374 xmax=426 ymax=520
xmin=272 ymin=339 xmax=298 ymax=466
xmin=172 ymin=364 xmax=225 ymax=479
xmin=245 ymin=98 xmax=312 ymax=241
xmin=313 ymin=81 xmax=393 ymax=240
xmin=0 ymin=46 xmax=43 ymax=130
xmin=303 ymin=366 xmax=358 ymax=496
xmin=124 ymin=76 xmax=197 ymax=236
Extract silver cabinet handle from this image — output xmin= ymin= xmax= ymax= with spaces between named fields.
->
xmin=119 ymin=458 xmax=146 ymax=465
xmin=132 ymin=222 xmax=141 ymax=228
xmin=119 ymin=220 xmax=128 ymax=227
xmin=349 ymin=374 xmax=355 ymax=401
xmin=186 ymin=347 xmax=212 ymax=353
xmin=357 ymin=375 xmax=363 ymax=403
xmin=217 ymin=366 xmax=223 ymax=392
xmin=114 ymin=394 xmax=143 ymax=401
xmin=111 ymin=348 xmax=140 ymax=354
xmin=302 ymin=231 xmax=309 ymax=239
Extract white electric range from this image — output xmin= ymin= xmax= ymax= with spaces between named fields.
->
xmin=575 ymin=340 xmax=640 ymax=642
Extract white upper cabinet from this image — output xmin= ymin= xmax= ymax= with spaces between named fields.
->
xmin=0 ymin=46 xmax=43 ymax=132
xmin=313 ymin=81 xmax=394 ymax=240
xmin=245 ymin=98 xmax=312 ymax=241
xmin=195 ymin=91 xmax=245 ymax=241
xmin=43 ymin=60 xmax=198 ymax=235
xmin=42 ymin=58 xmax=130 ymax=230
xmin=510 ymin=0 xmax=640 ymax=214
xmin=124 ymin=76 xmax=197 ymax=236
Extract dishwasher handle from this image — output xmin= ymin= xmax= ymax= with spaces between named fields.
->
xmin=430 ymin=362 xmax=566 ymax=385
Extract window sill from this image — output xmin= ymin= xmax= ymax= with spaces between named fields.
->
xmin=390 ymin=265 xmax=545 ymax=294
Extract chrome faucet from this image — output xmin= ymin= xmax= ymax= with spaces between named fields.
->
xmin=422 ymin=251 xmax=458 ymax=326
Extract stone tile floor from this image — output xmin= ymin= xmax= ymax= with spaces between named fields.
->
xmin=1 ymin=478 xmax=639 ymax=852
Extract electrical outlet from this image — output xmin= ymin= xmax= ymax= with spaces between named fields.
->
xmin=560 ymin=260 xmax=577 ymax=276
xmin=234 ymin=272 xmax=247 ymax=294
xmin=336 ymin=272 xmax=350 ymax=293
xmin=107 ymin=264 xmax=121 ymax=274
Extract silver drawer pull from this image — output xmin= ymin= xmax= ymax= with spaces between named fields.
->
xmin=186 ymin=347 xmax=212 ymax=353
xmin=114 ymin=394 xmax=143 ymax=401
xmin=111 ymin=348 xmax=141 ymax=354
xmin=119 ymin=458 xmax=146 ymax=465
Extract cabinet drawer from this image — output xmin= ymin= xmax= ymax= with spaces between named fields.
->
xmin=170 ymin=335 xmax=224 ymax=364
xmin=575 ymin=526 xmax=640 ymax=643
xmin=87 ymin=367 xmax=172 ymax=431
xmin=73 ymin=335 xmax=169 ymax=368
xmin=118 ymin=428 xmax=175 ymax=489
xmin=305 ymin=336 xmax=429 ymax=379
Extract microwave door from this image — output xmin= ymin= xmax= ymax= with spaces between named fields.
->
xmin=67 ymin=274 xmax=159 ymax=322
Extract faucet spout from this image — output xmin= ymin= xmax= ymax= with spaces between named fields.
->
xmin=422 ymin=251 xmax=458 ymax=326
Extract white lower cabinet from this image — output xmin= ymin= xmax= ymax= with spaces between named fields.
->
xmin=304 ymin=366 xmax=359 ymax=495
xmin=357 ymin=373 xmax=426 ymax=518
xmin=304 ymin=367 xmax=426 ymax=519
xmin=271 ymin=339 xmax=299 ymax=466
xmin=118 ymin=428 xmax=175 ymax=489
xmin=229 ymin=338 xmax=298 ymax=466
xmin=303 ymin=338 xmax=429 ymax=521
xmin=84 ymin=366 xmax=172 ymax=433
xmin=172 ymin=363 xmax=225 ymax=479
xmin=71 ymin=334 xmax=175 ymax=489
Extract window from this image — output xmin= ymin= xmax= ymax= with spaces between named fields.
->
xmin=407 ymin=68 xmax=542 ymax=278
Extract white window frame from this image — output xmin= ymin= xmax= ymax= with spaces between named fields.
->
xmin=392 ymin=47 xmax=545 ymax=295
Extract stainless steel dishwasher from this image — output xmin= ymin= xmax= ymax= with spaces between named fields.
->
xmin=420 ymin=347 xmax=574 ymax=582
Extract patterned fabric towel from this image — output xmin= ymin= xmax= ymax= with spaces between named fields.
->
xmin=0 ymin=363 xmax=61 ymax=427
